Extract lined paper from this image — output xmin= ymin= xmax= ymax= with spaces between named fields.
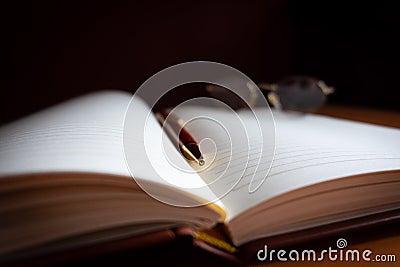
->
xmin=0 ymin=91 xmax=221 ymax=205
xmin=175 ymin=107 xmax=400 ymax=220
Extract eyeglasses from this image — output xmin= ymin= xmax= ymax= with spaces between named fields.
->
xmin=206 ymin=75 xmax=334 ymax=112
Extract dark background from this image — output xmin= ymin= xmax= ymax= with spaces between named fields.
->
xmin=2 ymin=0 xmax=399 ymax=125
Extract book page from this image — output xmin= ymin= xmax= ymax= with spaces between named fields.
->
xmin=174 ymin=107 xmax=400 ymax=220
xmin=170 ymin=104 xmax=275 ymax=207
xmin=0 ymin=91 xmax=221 ymax=206
xmin=0 ymin=91 xmax=132 ymax=177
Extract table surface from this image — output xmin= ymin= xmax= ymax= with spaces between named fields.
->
xmin=316 ymin=104 xmax=400 ymax=129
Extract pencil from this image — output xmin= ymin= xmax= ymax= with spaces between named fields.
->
xmin=156 ymin=110 xmax=205 ymax=166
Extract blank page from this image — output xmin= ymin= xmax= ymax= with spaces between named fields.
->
xmin=175 ymin=107 xmax=400 ymax=220
xmin=0 ymin=91 xmax=220 ymax=205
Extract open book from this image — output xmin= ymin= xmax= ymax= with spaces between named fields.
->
xmin=1 ymin=90 xmax=399 ymax=263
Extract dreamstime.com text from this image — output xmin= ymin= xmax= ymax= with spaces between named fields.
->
xmin=257 ymin=238 xmax=396 ymax=263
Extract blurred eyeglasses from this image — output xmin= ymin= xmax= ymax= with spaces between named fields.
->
xmin=206 ymin=76 xmax=334 ymax=113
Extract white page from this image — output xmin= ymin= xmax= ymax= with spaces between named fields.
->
xmin=170 ymin=104 xmax=275 ymax=206
xmin=0 ymin=91 xmax=220 ymax=206
xmin=0 ymin=91 xmax=131 ymax=176
xmin=174 ymin=107 xmax=400 ymax=220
